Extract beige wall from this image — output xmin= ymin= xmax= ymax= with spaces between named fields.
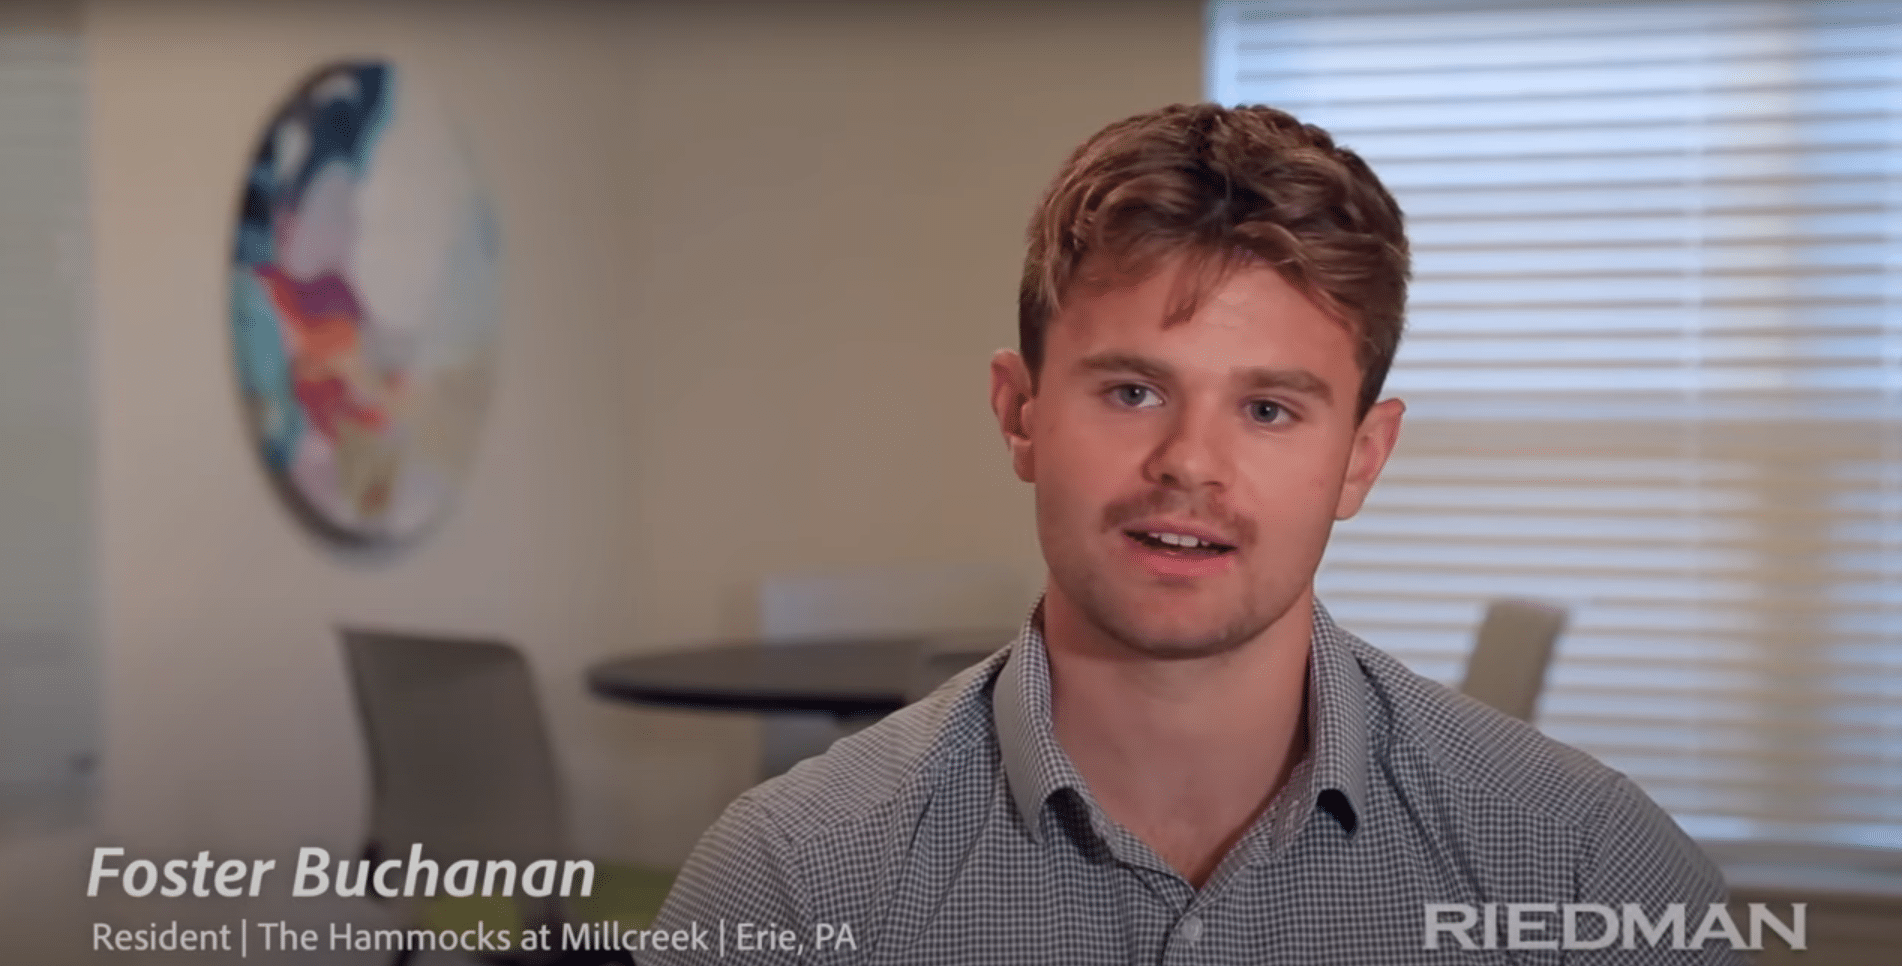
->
xmin=85 ymin=0 xmax=652 ymax=864
xmin=605 ymin=0 xmax=1203 ymax=861
xmin=82 ymin=0 xmax=1201 ymax=872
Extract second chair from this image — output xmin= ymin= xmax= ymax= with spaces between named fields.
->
xmin=339 ymin=627 xmax=671 ymax=966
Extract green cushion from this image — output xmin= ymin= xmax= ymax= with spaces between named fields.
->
xmin=418 ymin=861 xmax=676 ymax=935
xmin=571 ymin=862 xmax=677 ymax=929
xmin=421 ymin=892 xmax=524 ymax=935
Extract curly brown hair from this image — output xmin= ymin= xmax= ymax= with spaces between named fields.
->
xmin=1018 ymin=102 xmax=1409 ymax=417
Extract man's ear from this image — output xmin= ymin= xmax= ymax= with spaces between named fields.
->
xmin=1335 ymin=397 xmax=1404 ymax=520
xmin=989 ymin=349 xmax=1037 ymax=483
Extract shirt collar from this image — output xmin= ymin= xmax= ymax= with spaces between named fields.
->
xmin=1305 ymin=598 xmax=1372 ymax=835
xmin=992 ymin=596 xmax=1371 ymax=842
xmin=993 ymin=598 xmax=1090 ymax=842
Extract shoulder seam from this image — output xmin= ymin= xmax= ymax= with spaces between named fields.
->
xmin=746 ymin=667 xmax=998 ymax=850
xmin=1358 ymin=641 xmax=1617 ymax=827
xmin=1570 ymin=768 xmax=1634 ymax=898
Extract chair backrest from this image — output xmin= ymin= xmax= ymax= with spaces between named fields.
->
xmin=337 ymin=628 xmax=570 ymax=882
xmin=755 ymin=564 xmax=1027 ymax=776
xmin=1458 ymin=598 xmax=1569 ymax=722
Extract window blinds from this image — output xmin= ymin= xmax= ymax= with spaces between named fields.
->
xmin=1209 ymin=0 xmax=1901 ymax=849
xmin=0 ymin=3 xmax=96 ymax=788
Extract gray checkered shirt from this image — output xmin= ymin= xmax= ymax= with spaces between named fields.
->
xmin=644 ymin=601 xmax=1743 ymax=964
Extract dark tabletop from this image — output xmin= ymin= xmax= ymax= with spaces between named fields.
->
xmin=586 ymin=629 xmax=1011 ymax=716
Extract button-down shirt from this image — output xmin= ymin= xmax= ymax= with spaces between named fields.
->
xmin=645 ymin=601 xmax=1742 ymax=964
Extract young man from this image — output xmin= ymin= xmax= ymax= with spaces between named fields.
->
xmin=645 ymin=104 xmax=1739 ymax=963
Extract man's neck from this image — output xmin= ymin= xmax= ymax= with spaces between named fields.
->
xmin=1042 ymin=588 xmax=1314 ymax=887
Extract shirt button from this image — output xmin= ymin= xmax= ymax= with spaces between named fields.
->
xmin=1180 ymin=914 xmax=1205 ymax=946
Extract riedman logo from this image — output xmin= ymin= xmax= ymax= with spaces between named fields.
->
xmin=1423 ymin=903 xmax=1805 ymax=951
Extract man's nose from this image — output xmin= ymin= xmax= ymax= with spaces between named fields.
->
xmin=1143 ymin=400 xmax=1231 ymax=492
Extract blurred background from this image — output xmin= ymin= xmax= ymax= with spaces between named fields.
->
xmin=0 ymin=0 xmax=1894 ymax=962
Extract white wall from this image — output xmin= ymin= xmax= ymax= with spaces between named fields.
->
xmin=79 ymin=0 xmax=1202 ymax=881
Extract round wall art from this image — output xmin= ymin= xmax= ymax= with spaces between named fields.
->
xmin=230 ymin=60 xmax=500 ymax=550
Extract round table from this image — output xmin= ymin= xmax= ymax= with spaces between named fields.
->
xmin=585 ymin=630 xmax=1011 ymax=717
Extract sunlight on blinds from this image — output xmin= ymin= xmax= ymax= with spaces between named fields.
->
xmin=1209 ymin=0 xmax=1902 ymax=849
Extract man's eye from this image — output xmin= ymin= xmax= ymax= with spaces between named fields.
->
xmin=1249 ymin=400 xmax=1287 ymax=424
xmin=1112 ymin=385 xmax=1161 ymax=408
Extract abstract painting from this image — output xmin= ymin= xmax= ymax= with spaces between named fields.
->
xmin=230 ymin=60 xmax=500 ymax=550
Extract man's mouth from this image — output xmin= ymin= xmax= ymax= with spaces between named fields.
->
xmin=1126 ymin=530 xmax=1237 ymax=557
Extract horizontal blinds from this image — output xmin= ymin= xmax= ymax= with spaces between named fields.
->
xmin=1211 ymin=0 xmax=1902 ymax=849
xmin=0 ymin=8 xmax=96 ymax=787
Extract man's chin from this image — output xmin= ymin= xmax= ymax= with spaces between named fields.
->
xmin=1095 ymin=608 xmax=1264 ymax=661
xmin=1047 ymin=564 xmax=1295 ymax=660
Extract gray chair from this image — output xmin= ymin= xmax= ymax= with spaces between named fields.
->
xmin=340 ymin=627 xmax=662 ymax=966
xmin=1458 ymin=598 xmax=1568 ymax=723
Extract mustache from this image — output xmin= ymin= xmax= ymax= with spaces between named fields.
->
xmin=1101 ymin=488 xmax=1257 ymax=547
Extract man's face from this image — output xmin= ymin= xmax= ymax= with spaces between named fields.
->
xmin=991 ymin=255 xmax=1403 ymax=660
